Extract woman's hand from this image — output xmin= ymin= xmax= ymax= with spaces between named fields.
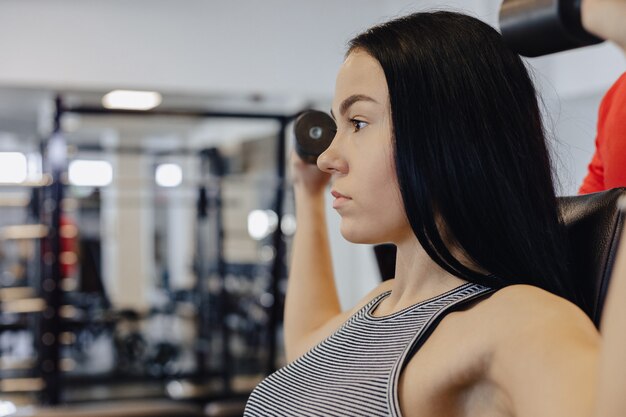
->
xmin=581 ymin=0 xmax=626 ymax=51
xmin=290 ymin=151 xmax=331 ymax=196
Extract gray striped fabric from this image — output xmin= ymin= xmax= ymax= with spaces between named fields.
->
xmin=244 ymin=282 xmax=493 ymax=417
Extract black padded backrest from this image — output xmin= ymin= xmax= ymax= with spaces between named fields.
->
xmin=559 ymin=187 xmax=625 ymax=326
xmin=373 ymin=244 xmax=397 ymax=282
xmin=373 ymin=188 xmax=626 ymax=328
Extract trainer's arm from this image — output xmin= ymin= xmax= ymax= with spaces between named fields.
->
xmin=582 ymin=0 xmax=626 ymax=52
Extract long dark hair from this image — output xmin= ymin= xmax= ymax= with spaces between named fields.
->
xmin=349 ymin=11 xmax=580 ymax=306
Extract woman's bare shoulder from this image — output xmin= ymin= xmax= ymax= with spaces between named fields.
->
xmin=476 ymin=285 xmax=600 ymax=417
xmin=484 ymin=284 xmax=595 ymax=327
xmin=477 ymin=284 xmax=599 ymax=346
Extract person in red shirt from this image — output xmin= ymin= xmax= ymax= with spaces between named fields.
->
xmin=579 ymin=72 xmax=626 ymax=193
xmin=579 ymin=0 xmax=626 ymax=194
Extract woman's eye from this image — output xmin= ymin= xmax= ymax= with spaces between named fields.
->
xmin=350 ymin=119 xmax=368 ymax=132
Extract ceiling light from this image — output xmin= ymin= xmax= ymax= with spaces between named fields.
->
xmin=102 ymin=90 xmax=162 ymax=110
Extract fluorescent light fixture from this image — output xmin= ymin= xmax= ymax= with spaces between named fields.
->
xmin=68 ymin=160 xmax=113 ymax=187
xmin=248 ymin=209 xmax=278 ymax=240
xmin=0 ymin=152 xmax=27 ymax=183
xmin=102 ymin=90 xmax=162 ymax=110
xmin=155 ymin=163 xmax=183 ymax=187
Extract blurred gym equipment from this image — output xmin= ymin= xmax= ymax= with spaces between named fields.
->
xmin=499 ymin=0 xmax=604 ymax=57
xmin=1 ymin=94 xmax=304 ymax=416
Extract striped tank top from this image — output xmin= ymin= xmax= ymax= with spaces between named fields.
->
xmin=244 ymin=282 xmax=493 ymax=417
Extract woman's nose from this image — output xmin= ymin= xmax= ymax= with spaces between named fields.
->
xmin=317 ymin=137 xmax=348 ymax=175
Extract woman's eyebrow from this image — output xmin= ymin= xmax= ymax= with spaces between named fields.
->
xmin=330 ymin=94 xmax=379 ymax=120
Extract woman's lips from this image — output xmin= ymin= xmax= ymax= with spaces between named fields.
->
xmin=331 ymin=190 xmax=351 ymax=209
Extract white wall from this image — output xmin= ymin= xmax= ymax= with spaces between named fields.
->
xmin=0 ymin=0 xmax=504 ymax=97
xmin=0 ymin=0 xmax=385 ymax=99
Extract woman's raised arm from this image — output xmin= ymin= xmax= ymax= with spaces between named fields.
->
xmin=283 ymin=152 xmax=342 ymax=361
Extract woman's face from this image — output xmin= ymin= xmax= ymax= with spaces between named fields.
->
xmin=317 ymin=50 xmax=412 ymax=245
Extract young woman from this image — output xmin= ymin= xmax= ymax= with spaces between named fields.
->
xmin=244 ymin=7 xmax=626 ymax=417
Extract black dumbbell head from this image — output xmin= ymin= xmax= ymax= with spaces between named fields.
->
xmin=294 ymin=110 xmax=337 ymax=164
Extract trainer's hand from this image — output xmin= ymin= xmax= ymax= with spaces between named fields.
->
xmin=290 ymin=151 xmax=331 ymax=196
xmin=582 ymin=0 xmax=626 ymax=51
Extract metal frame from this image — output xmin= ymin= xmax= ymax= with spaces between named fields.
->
xmin=35 ymin=97 xmax=299 ymax=404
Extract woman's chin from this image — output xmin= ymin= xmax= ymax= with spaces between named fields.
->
xmin=339 ymin=225 xmax=383 ymax=245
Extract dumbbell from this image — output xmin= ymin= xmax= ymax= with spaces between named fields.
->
xmin=499 ymin=0 xmax=604 ymax=57
xmin=294 ymin=110 xmax=336 ymax=164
